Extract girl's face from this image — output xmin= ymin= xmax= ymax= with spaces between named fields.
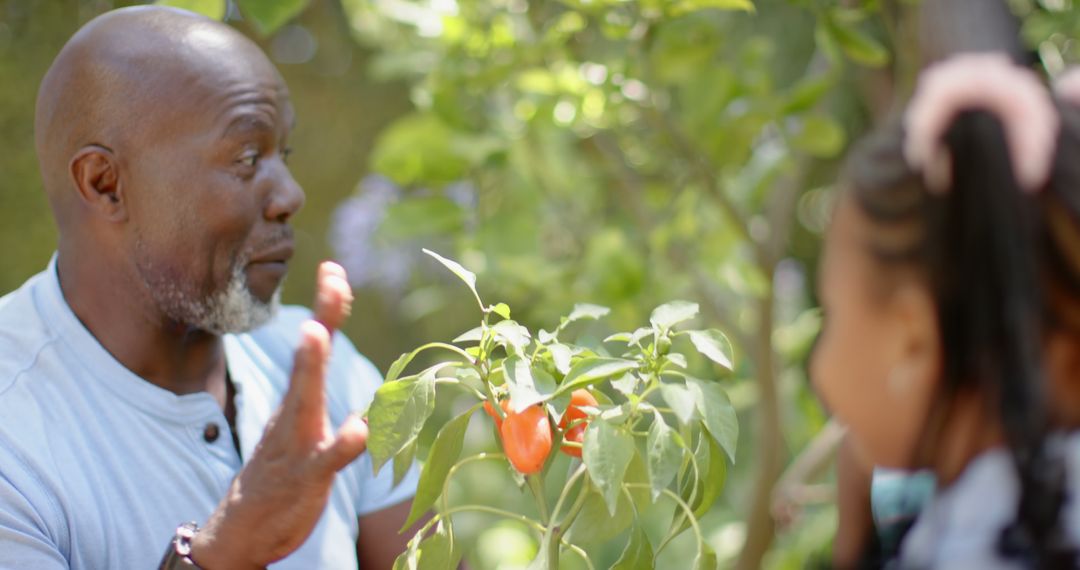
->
xmin=811 ymin=196 xmax=941 ymax=469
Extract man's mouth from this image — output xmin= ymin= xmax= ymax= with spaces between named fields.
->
xmin=247 ymin=241 xmax=295 ymax=277
xmin=249 ymin=241 xmax=295 ymax=266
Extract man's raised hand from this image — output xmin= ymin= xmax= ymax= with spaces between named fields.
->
xmin=191 ymin=262 xmax=369 ymax=569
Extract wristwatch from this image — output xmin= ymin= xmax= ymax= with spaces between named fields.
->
xmin=158 ymin=522 xmax=202 ymax=569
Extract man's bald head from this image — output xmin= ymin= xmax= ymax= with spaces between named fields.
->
xmin=35 ymin=6 xmax=282 ymax=230
xmin=36 ymin=6 xmax=303 ymax=335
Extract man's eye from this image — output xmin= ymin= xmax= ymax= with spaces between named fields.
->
xmin=238 ymin=151 xmax=259 ymax=168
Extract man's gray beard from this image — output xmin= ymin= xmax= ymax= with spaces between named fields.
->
xmin=139 ymin=256 xmax=281 ymax=335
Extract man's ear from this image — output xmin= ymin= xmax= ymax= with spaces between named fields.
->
xmin=69 ymin=145 xmax=126 ymax=222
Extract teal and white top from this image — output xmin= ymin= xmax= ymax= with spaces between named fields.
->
xmin=897 ymin=434 xmax=1080 ymax=568
xmin=872 ymin=468 xmax=936 ymax=558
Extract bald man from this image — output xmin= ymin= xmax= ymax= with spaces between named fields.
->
xmin=0 ymin=6 xmax=421 ymax=569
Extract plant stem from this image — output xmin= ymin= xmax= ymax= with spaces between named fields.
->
xmin=439 ymin=452 xmax=508 ymax=520
xmin=558 ymin=478 xmax=590 ymax=534
xmin=625 ymin=484 xmax=706 ymax=560
xmin=550 ymin=464 xmax=587 ymax=524
xmin=433 ymin=378 xmax=487 ymax=400
xmin=527 ymin=474 xmax=550 ymax=523
xmin=566 ymin=543 xmax=595 ymax=570
xmin=421 ymin=504 xmax=592 ymax=569
xmin=433 ymin=505 xmax=547 ymax=534
xmin=656 ymin=430 xmax=705 ymax=554
xmin=544 ymin=529 xmax=559 ymax=570
xmin=417 ymin=342 xmax=485 ymax=371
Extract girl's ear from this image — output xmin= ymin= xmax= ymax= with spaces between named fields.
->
xmin=887 ymin=282 xmax=942 ymax=399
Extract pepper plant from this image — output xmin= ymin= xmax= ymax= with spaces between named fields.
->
xmin=365 ymin=250 xmax=738 ymax=569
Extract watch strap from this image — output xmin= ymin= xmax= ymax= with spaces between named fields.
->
xmin=158 ymin=521 xmax=202 ymax=569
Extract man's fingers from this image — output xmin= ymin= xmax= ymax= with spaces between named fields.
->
xmin=321 ymin=414 xmax=369 ymax=473
xmin=318 ymin=260 xmax=348 ymax=283
xmin=314 ymin=261 xmax=353 ymax=333
xmin=285 ymin=320 xmax=331 ymax=418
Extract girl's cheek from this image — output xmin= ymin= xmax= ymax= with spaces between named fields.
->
xmin=810 ymin=333 xmax=847 ymax=417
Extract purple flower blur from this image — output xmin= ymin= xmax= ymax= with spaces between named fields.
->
xmin=328 ymin=175 xmax=414 ymax=291
xmin=328 ymin=175 xmax=478 ymax=292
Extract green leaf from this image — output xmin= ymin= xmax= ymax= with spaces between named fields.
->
xmin=393 ymin=531 xmax=421 ymax=570
xmin=665 ymin=353 xmax=688 ymax=370
xmin=504 ymin=357 xmax=557 ymax=411
xmin=393 ymin=438 xmax=417 ymax=488
xmin=647 ymin=412 xmax=684 ymax=501
xmin=650 ymin=301 xmax=699 ymax=331
xmin=236 ymin=0 xmax=307 ymax=35
xmin=157 ymin=0 xmax=226 ymax=19
xmin=583 ymin=420 xmax=636 ymax=515
xmin=781 ymin=74 xmax=835 ymax=115
xmin=380 ymin=197 xmax=465 ymax=241
xmin=774 ymin=307 xmax=823 ymax=361
xmin=693 ymin=542 xmax=719 ymax=570
xmin=672 ymin=432 xmax=727 ymax=537
xmin=372 ymin=114 xmax=470 ymax=185
xmin=814 ymin=21 xmax=843 ymax=66
xmin=600 ymin=402 xmax=632 ymax=424
xmin=610 ymin=373 xmax=638 ymax=397
xmin=565 ymin=487 xmax=635 ymax=546
xmin=690 ymin=433 xmax=727 ymax=518
xmin=452 ymin=327 xmax=483 ymax=344
xmin=791 ymin=114 xmax=846 ymax=159
xmin=546 ymin=391 xmax=572 ymax=425
xmin=367 ymin=373 xmax=437 ymax=474
xmin=826 ymin=13 xmax=889 ymax=68
xmin=525 ymin=545 xmax=548 ymax=570
xmin=604 ymin=332 xmax=633 ymax=343
xmin=504 ymin=356 xmax=536 ymax=409
xmin=565 ymin=303 xmax=611 ymax=325
xmin=532 ymin=367 xmax=558 ymax=401
xmin=611 ymin=525 xmax=655 ymax=570
xmin=493 ymin=320 xmax=531 ymax=354
xmin=422 ymin=249 xmax=482 ymax=308
xmin=403 ymin=406 xmax=476 ymax=531
xmin=670 ymin=0 xmax=754 ymax=17
xmin=455 ymin=367 xmax=484 ymax=394
xmin=386 ymin=344 xmax=445 ymax=384
xmin=491 ymin=303 xmax=512 ymax=320
xmin=417 ymin=522 xmax=461 ymax=570
xmin=544 ymin=11 xmax=586 ymax=42
xmin=628 ymin=327 xmax=654 ymax=347
xmin=660 ymin=382 xmax=697 ymax=425
xmin=687 ymin=377 xmax=739 ymax=463
xmin=558 ymin=358 xmax=639 ymax=394
xmin=548 ymin=343 xmax=573 ymax=376
xmin=684 ymin=329 xmax=735 ymax=371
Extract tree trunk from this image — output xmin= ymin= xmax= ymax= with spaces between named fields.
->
xmin=736 ymin=285 xmax=785 ymax=570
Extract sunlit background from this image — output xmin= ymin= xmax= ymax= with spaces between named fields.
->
xmin=2 ymin=0 xmax=1079 ymax=567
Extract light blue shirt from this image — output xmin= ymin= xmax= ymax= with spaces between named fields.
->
xmin=0 ymin=259 xmax=418 ymax=569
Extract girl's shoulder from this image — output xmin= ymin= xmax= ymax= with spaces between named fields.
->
xmin=900 ymin=434 xmax=1080 ymax=568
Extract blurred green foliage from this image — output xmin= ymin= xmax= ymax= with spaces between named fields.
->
xmin=3 ymin=0 xmax=1079 ymax=568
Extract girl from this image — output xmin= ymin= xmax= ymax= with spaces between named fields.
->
xmin=812 ymin=52 xmax=1080 ymax=568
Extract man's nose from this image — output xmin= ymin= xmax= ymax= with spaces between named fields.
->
xmin=265 ymin=159 xmax=305 ymax=223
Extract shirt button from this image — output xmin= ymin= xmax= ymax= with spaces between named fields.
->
xmin=203 ymin=423 xmax=220 ymax=443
